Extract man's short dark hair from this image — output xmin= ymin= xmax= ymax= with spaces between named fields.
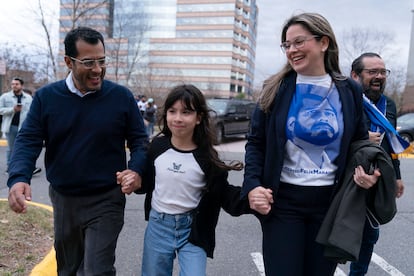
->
xmin=351 ymin=52 xmax=382 ymax=76
xmin=64 ymin=26 xmax=105 ymax=58
xmin=12 ymin=77 xmax=24 ymax=85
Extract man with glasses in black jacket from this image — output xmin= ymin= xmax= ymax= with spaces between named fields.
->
xmin=350 ymin=52 xmax=404 ymax=276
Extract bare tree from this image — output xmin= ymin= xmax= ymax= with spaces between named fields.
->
xmin=36 ymin=0 xmax=58 ymax=81
xmin=22 ymin=0 xmax=60 ymax=82
xmin=0 ymin=0 xmax=59 ymax=85
xmin=131 ymin=66 xmax=185 ymax=100
xmin=340 ymin=28 xmax=396 ymax=67
xmin=60 ymin=0 xmax=110 ymax=32
xmin=0 ymin=43 xmax=39 ymax=91
xmin=108 ymin=3 xmax=151 ymax=86
xmin=0 ymin=44 xmax=30 ymax=71
xmin=386 ymin=66 xmax=406 ymax=114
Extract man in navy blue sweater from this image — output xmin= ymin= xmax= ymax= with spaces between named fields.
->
xmin=7 ymin=27 xmax=148 ymax=275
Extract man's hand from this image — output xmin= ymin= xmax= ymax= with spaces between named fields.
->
xmin=368 ymin=131 xmax=382 ymax=145
xmin=395 ymin=179 xmax=404 ymax=198
xmin=116 ymin=169 xmax=142 ymax=195
xmin=248 ymin=186 xmax=273 ymax=215
xmin=14 ymin=104 xmax=22 ymax=112
xmin=8 ymin=182 xmax=32 ymax=213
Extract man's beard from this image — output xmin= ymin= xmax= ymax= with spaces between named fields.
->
xmin=363 ymin=80 xmax=384 ymax=103
xmin=364 ymin=88 xmax=382 ymax=102
xmin=295 ymin=121 xmax=338 ymax=146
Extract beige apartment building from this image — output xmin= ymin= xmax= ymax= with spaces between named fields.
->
xmin=58 ymin=0 xmax=258 ymax=99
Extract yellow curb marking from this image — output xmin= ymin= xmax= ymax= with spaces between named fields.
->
xmin=0 ymin=199 xmax=57 ymax=276
xmin=0 ymin=139 xmax=7 ymax=146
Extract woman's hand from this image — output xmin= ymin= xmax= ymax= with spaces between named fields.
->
xmin=353 ymin=165 xmax=381 ymax=189
xmin=248 ymin=187 xmax=273 ymax=215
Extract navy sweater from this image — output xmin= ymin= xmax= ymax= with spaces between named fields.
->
xmin=7 ymin=80 xmax=148 ymax=195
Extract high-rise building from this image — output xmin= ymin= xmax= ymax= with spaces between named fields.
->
xmin=58 ymin=0 xmax=258 ymax=98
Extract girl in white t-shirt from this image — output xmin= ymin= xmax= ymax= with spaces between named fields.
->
xmin=139 ymin=84 xmax=252 ymax=276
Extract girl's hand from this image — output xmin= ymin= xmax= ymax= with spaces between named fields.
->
xmin=248 ymin=187 xmax=273 ymax=215
xmin=116 ymin=170 xmax=142 ymax=195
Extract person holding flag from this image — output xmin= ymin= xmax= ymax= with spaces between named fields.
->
xmin=350 ymin=52 xmax=409 ymax=275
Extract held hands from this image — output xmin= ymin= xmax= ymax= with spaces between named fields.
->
xmin=8 ymin=182 xmax=32 ymax=213
xmin=353 ymin=165 xmax=381 ymax=189
xmin=248 ymin=186 xmax=273 ymax=215
xmin=116 ymin=169 xmax=142 ymax=195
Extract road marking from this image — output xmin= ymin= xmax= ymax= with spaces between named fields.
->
xmin=334 ymin=268 xmax=347 ymax=276
xmin=251 ymin=252 xmax=346 ymax=276
xmin=250 ymin=252 xmax=265 ymax=276
xmin=250 ymin=252 xmax=405 ymax=276
xmin=371 ymin=253 xmax=405 ymax=276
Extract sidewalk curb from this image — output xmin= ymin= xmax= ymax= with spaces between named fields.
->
xmin=0 ymin=199 xmax=56 ymax=275
xmin=31 ymin=249 xmax=56 ymax=276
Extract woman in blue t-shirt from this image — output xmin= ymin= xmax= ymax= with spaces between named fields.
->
xmin=242 ymin=12 xmax=380 ymax=275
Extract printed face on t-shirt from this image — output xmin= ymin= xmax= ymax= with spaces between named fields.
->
xmin=294 ymin=95 xmax=339 ymax=146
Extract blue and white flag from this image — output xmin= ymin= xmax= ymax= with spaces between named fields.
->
xmin=363 ymin=95 xmax=410 ymax=154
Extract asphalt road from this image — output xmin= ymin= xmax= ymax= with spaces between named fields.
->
xmin=0 ymin=138 xmax=413 ymax=275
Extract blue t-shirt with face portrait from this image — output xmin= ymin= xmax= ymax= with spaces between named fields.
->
xmin=280 ymin=74 xmax=344 ymax=186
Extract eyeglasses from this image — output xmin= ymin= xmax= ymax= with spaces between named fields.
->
xmin=280 ymin=35 xmax=320 ymax=53
xmin=67 ymin=56 xmax=108 ymax=69
xmin=361 ymin=69 xmax=391 ymax=77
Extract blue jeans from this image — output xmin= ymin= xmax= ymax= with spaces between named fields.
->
xmin=349 ymin=217 xmax=380 ymax=276
xmin=6 ymin=125 xmax=19 ymax=169
xmin=142 ymin=209 xmax=206 ymax=276
xmin=146 ymin=122 xmax=154 ymax=137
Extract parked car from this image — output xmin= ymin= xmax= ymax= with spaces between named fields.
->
xmin=207 ymin=98 xmax=256 ymax=144
xmin=397 ymin=113 xmax=414 ymax=142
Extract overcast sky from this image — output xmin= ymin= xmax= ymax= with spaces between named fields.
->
xmin=0 ymin=0 xmax=413 ymax=87
xmin=255 ymin=0 xmax=413 ymax=86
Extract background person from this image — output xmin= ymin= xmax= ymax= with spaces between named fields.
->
xmin=139 ymin=84 xmax=250 ymax=275
xmin=242 ymin=12 xmax=377 ymax=276
xmin=0 ymin=77 xmax=41 ymax=175
xmin=7 ymin=27 xmax=148 ymax=275
xmin=350 ymin=52 xmax=405 ymax=275
xmin=143 ymin=97 xmax=157 ymax=137
xmin=138 ymin=95 xmax=147 ymax=116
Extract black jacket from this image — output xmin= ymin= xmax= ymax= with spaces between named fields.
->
xmin=138 ymin=136 xmax=250 ymax=258
xmin=316 ymin=140 xmax=397 ymax=263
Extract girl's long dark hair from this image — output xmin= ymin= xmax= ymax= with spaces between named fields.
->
xmin=157 ymin=84 xmax=243 ymax=171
